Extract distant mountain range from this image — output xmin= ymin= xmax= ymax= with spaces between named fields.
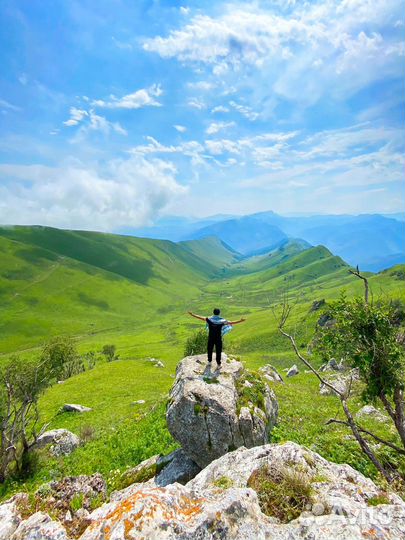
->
xmin=125 ymin=211 xmax=405 ymax=272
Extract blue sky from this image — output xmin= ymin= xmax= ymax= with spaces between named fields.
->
xmin=0 ymin=0 xmax=404 ymax=231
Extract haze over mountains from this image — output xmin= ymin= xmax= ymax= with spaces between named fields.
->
xmin=127 ymin=211 xmax=405 ymax=272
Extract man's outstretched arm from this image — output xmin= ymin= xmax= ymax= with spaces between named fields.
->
xmin=228 ymin=317 xmax=246 ymax=325
xmin=187 ymin=311 xmax=206 ymax=321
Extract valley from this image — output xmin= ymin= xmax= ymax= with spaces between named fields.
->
xmin=0 ymin=225 xmax=404 ymax=500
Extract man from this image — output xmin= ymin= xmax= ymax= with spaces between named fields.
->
xmin=187 ymin=308 xmax=246 ymax=367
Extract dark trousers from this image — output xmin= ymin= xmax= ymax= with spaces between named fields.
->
xmin=207 ymin=335 xmax=222 ymax=364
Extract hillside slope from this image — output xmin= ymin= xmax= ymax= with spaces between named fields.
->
xmin=0 ymin=226 xmax=237 ymax=353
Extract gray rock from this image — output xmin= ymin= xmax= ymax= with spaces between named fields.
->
xmin=259 ymin=364 xmax=284 ymax=383
xmin=131 ymin=399 xmax=146 ymax=405
xmin=286 ymin=364 xmax=299 ymax=377
xmin=62 ymin=403 xmax=92 ymax=413
xmin=154 ymin=360 xmax=165 ymax=368
xmin=36 ymin=429 xmax=80 ymax=456
xmin=0 ymin=500 xmax=21 ymax=540
xmin=356 ymin=405 xmax=387 ymax=421
xmin=79 ymin=441 xmax=405 ymax=540
xmin=80 ymin=483 xmax=270 ymax=540
xmin=10 ymin=512 xmax=68 ymax=540
xmin=35 ymin=473 xmax=106 ymax=515
xmin=119 ymin=455 xmax=160 ymax=489
xmin=319 ymin=369 xmax=360 ymax=397
xmin=155 ymin=449 xmax=201 ymax=486
xmin=166 ymin=354 xmax=278 ymax=468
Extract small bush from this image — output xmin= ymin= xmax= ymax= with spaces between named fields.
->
xmin=101 ymin=345 xmax=119 ymax=362
xmin=184 ymin=329 xmax=207 ymax=356
xmin=79 ymin=425 xmax=95 ymax=444
xmin=247 ymin=463 xmax=314 ymax=523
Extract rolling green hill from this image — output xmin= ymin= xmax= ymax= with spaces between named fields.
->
xmin=0 ymin=225 xmax=404 ymax=501
xmin=0 ymin=226 xmax=237 ymax=354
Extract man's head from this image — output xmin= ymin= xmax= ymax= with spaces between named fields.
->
xmin=213 ymin=308 xmax=221 ymax=315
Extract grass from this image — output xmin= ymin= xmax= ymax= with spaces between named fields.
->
xmin=0 ymin=225 xmax=404 ymax=501
xmin=247 ymin=463 xmax=314 ymax=522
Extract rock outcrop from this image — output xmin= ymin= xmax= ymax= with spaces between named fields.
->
xmin=36 ymin=429 xmax=80 ymax=456
xmin=11 ymin=512 xmax=69 ymax=540
xmin=79 ymin=442 xmax=405 ymax=540
xmin=0 ymin=499 xmax=21 ymax=540
xmin=166 ymin=354 xmax=278 ymax=468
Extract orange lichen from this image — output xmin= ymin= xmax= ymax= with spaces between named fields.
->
xmin=87 ymin=487 xmax=207 ymax=539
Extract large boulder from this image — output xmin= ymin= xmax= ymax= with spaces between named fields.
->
xmin=80 ymin=482 xmax=270 ymax=540
xmin=78 ymin=441 xmax=405 ymax=540
xmin=0 ymin=500 xmax=21 ymax=540
xmin=10 ymin=512 xmax=68 ymax=540
xmin=36 ymin=429 xmax=80 ymax=456
xmin=166 ymin=354 xmax=278 ymax=468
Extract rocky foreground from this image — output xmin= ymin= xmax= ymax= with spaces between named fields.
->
xmin=1 ymin=355 xmax=404 ymax=539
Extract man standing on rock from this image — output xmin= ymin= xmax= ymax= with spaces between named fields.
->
xmin=187 ymin=309 xmax=246 ymax=367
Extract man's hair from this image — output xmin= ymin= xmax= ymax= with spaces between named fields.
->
xmin=213 ymin=308 xmax=221 ymax=315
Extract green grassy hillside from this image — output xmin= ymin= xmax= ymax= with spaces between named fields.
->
xmin=0 ymin=225 xmax=404 ymax=501
xmin=0 ymin=226 xmax=237 ymax=354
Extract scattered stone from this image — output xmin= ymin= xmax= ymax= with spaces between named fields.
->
xmin=259 ymin=364 xmax=284 ymax=383
xmin=311 ymin=299 xmax=326 ymax=312
xmin=62 ymin=403 xmax=92 ymax=413
xmin=318 ymin=313 xmax=335 ymax=328
xmin=154 ymin=360 xmax=165 ymax=368
xmin=356 ymin=405 xmax=386 ymax=421
xmin=130 ymin=400 xmax=146 ymax=406
xmin=75 ymin=508 xmax=90 ymax=520
xmin=120 ymin=455 xmax=161 ymax=489
xmin=10 ymin=512 xmax=68 ymax=540
xmin=155 ymin=449 xmax=201 ymax=487
xmin=286 ymin=364 xmax=299 ymax=377
xmin=64 ymin=510 xmax=72 ymax=522
xmin=166 ymin=354 xmax=278 ymax=468
xmin=319 ymin=369 xmax=360 ymax=397
xmin=36 ymin=429 xmax=80 ymax=456
xmin=0 ymin=500 xmax=21 ymax=540
xmin=34 ymin=474 xmax=106 ymax=518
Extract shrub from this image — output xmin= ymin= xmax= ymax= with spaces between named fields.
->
xmin=41 ymin=336 xmax=82 ymax=381
xmin=184 ymin=329 xmax=207 ymax=356
xmin=0 ymin=357 xmax=50 ymax=482
xmin=101 ymin=344 xmax=119 ymax=362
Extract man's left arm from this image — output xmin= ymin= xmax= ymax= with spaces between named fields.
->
xmin=228 ymin=317 xmax=246 ymax=325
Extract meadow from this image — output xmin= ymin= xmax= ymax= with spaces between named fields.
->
xmin=0 ymin=225 xmax=404 ymax=500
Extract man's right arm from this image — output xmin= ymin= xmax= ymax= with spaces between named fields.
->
xmin=187 ymin=311 xmax=206 ymax=321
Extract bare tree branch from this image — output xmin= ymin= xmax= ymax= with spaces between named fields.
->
xmin=326 ymin=418 xmax=405 ymax=456
xmin=349 ymin=266 xmax=369 ymax=304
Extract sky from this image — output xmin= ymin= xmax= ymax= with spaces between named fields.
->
xmin=0 ymin=0 xmax=404 ymax=231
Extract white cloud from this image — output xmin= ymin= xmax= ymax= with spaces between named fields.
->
xmin=211 ymin=105 xmax=230 ymax=113
xmin=92 ymin=84 xmax=163 ymax=109
xmin=0 ymin=156 xmax=186 ymax=230
xmin=63 ymin=107 xmax=88 ymax=126
xmin=0 ymin=98 xmax=21 ymax=112
xmin=143 ymin=1 xmax=404 ymax=107
xmin=229 ymin=101 xmax=259 ymax=121
xmin=187 ymin=98 xmax=206 ymax=109
xmin=174 ymin=124 xmax=187 ymax=132
xmin=205 ymin=121 xmax=235 ymax=134
xmin=63 ymin=108 xmax=127 ymax=137
xmin=187 ymin=81 xmax=215 ymax=91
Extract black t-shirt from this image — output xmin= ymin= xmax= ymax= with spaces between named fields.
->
xmin=206 ymin=317 xmax=225 ymax=339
